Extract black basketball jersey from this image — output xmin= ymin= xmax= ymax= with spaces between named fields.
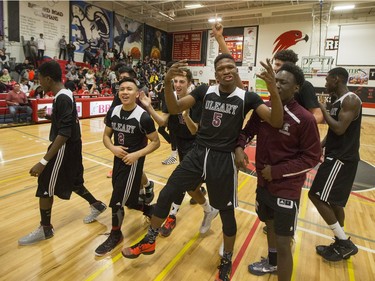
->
xmin=105 ymin=104 xmax=156 ymax=153
xmin=49 ymin=89 xmax=81 ymax=143
xmin=191 ymin=84 xmax=264 ymax=152
xmin=325 ymin=92 xmax=362 ymax=161
xmin=294 ymin=80 xmax=319 ymax=110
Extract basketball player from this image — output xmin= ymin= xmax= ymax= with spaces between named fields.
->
xmin=107 ymin=66 xmax=155 ymax=207
xmin=95 ymin=77 xmax=160 ymax=256
xmin=19 ymin=61 xmax=107 ymax=245
xmin=308 ymin=67 xmax=361 ymax=261
xmin=121 ymin=54 xmax=284 ymax=281
xmin=139 ymin=68 xmax=215 ymax=237
xmin=237 ymin=63 xmax=321 ymax=281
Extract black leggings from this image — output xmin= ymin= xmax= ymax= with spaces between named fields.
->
xmin=219 ymin=209 xmax=237 ymax=237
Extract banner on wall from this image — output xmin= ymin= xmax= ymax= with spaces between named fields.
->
xmin=71 ymin=1 xmax=113 ymax=53
xmin=144 ymin=25 xmax=168 ymax=61
xmin=19 ymin=1 xmax=69 ymax=57
xmin=172 ymin=31 xmax=202 ymax=62
xmin=113 ymin=14 xmax=143 ymax=59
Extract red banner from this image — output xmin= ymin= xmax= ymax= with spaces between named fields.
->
xmin=172 ymin=31 xmax=202 ymax=61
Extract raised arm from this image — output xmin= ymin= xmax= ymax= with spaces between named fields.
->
xmin=211 ymin=23 xmax=244 ymax=89
xmin=254 ymin=59 xmax=283 ymax=128
xmin=139 ymin=91 xmax=169 ymax=127
xmin=164 ymin=60 xmax=196 ymax=114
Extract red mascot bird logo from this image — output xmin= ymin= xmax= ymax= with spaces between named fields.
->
xmin=273 ymin=30 xmax=309 ymax=54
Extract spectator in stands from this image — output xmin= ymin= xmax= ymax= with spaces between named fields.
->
xmin=28 ymin=37 xmax=38 ymax=67
xmin=67 ymin=41 xmax=76 ymax=62
xmin=28 ymin=66 xmax=35 ymax=82
xmin=0 ymin=69 xmax=12 ymax=84
xmin=20 ymin=78 xmax=29 ymax=95
xmin=65 ymin=68 xmax=79 ymax=86
xmin=29 ymin=85 xmax=44 ymax=99
xmin=83 ymin=47 xmax=95 ymax=66
xmin=0 ymin=49 xmax=10 ymax=71
xmin=37 ymin=33 xmax=46 ymax=61
xmin=103 ymin=55 xmax=111 ymax=69
xmin=6 ymin=82 xmax=32 ymax=123
xmin=58 ymin=35 xmax=67 ymax=60
xmin=85 ymin=69 xmax=96 ymax=90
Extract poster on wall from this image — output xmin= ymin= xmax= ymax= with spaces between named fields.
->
xmin=113 ymin=14 xmax=143 ymax=59
xmin=243 ymin=26 xmax=258 ymax=67
xmin=144 ymin=25 xmax=168 ymax=61
xmin=71 ymin=1 xmax=113 ymax=53
xmin=172 ymin=31 xmax=202 ymax=61
xmin=223 ymin=35 xmax=243 ymax=62
xmin=348 ymin=68 xmax=369 ymax=85
xmin=19 ymin=1 xmax=70 ymax=58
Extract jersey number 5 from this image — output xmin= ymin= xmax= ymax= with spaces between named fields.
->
xmin=212 ymin=112 xmax=223 ymax=127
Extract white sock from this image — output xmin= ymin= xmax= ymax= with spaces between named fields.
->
xmin=171 ymin=150 xmax=177 ymax=158
xmin=139 ymin=188 xmax=145 ymax=195
xmin=329 ymin=222 xmax=347 ymax=240
xmin=170 ymin=203 xmax=180 ymax=216
xmin=200 ymin=200 xmax=211 ymax=213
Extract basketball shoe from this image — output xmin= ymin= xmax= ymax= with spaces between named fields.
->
xmin=18 ymin=225 xmax=54 ymax=245
xmin=319 ymin=237 xmax=358 ymax=261
xmin=162 ymin=155 xmax=177 ymax=165
xmin=95 ymin=230 xmax=123 ymax=256
xmin=159 ymin=215 xmax=177 ymax=237
xmin=248 ymin=257 xmax=277 ymax=276
xmin=122 ymin=237 xmax=155 ymax=259
xmin=215 ymin=257 xmax=232 ymax=281
xmin=200 ymin=206 xmax=219 ymax=234
xmin=83 ymin=201 xmax=107 ymax=224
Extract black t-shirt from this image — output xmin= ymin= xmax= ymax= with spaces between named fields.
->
xmin=294 ymin=80 xmax=319 ymax=110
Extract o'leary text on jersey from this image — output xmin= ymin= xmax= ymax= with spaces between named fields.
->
xmin=205 ymin=100 xmax=239 ymax=115
xmin=112 ymin=122 xmax=136 ymax=133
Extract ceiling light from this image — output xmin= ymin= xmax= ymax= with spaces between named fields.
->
xmin=333 ymin=5 xmax=355 ymax=11
xmin=208 ymin=17 xmax=222 ymax=23
xmin=185 ymin=4 xmax=203 ymax=9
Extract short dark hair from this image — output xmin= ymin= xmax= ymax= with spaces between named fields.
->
xmin=179 ymin=68 xmax=193 ymax=82
xmin=278 ymin=62 xmax=305 ymax=88
xmin=118 ymin=66 xmax=136 ymax=78
xmin=328 ymin=67 xmax=349 ymax=84
xmin=274 ymin=49 xmax=299 ymax=64
xmin=118 ymin=77 xmax=138 ymax=87
xmin=38 ymin=61 xmax=62 ymax=82
xmin=214 ymin=53 xmax=235 ymax=69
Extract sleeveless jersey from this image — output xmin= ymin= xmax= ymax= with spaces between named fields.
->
xmin=325 ymin=92 xmax=362 ymax=161
xmin=191 ymin=84 xmax=263 ymax=152
xmin=105 ymin=104 xmax=156 ymax=153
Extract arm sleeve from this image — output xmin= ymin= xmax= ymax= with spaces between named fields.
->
xmin=271 ymin=115 xmax=322 ymax=180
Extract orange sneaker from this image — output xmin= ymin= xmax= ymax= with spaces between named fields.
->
xmin=159 ymin=215 xmax=176 ymax=237
xmin=122 ymin=237 xmax=156 ymax=259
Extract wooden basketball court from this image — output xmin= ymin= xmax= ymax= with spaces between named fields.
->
xmin=1 ymin=116 xmax=374 ymax=281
